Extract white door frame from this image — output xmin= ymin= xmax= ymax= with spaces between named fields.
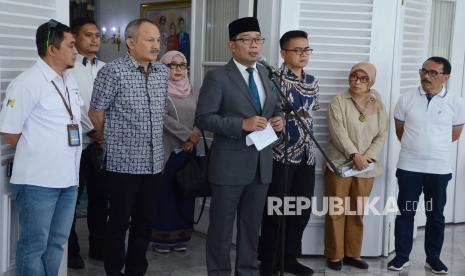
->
xmin=449 ymin=0 xmax=465 ymax=223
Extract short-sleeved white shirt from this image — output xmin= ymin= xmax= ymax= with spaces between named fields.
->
xmin=71 ymin=54 xmax=105 ymax=145
xmin=394 ymin=86 xmax=465 ymax=174
xmin=0 ymin=58 xmax=82 ymax=188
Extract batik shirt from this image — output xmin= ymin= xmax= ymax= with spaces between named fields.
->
xmin=273 ymin=64 xmax=320 ymax=165
xmin=90 ymin=52 xmax=169 ymax=174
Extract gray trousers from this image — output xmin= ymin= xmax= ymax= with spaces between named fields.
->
xmin=206 ymin=177 xmax=269 ymax=276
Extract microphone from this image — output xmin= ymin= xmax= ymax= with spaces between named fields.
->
xmin=257 ymin=57 xmax=280 ymax=76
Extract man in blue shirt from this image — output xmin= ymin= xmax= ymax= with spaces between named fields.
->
xmin=176 ymin=17 xmax=190 ymax=65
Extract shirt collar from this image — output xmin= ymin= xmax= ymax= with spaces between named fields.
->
xmin=343 ymin=91 xmax=353 ymax=99
xmin=280 ymin=64 xmax=306 ymax=81
xmin=124 ymin=52 xmax=153 ymax=72
xmin=418 ymin=85 xmax=447 ymax=98
xmin=233 ymin=58 xmax=257 ymax=72
xmin=77 ymin=53 xmax=98 ymax=66
xmin=36 ymin=57 xmax=69 ymax=83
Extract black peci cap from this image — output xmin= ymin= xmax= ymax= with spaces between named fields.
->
xmin=228 ymin=17 xmax=260 ymax=40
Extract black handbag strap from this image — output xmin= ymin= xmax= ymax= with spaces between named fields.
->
xmin=176 ymin=196 xmax=207 ymax=225
xmin=193 ymin=130 xmax=208 ymax=224
xmin=194 ymin=197 xmax=207 ymax=224
xmin=175 ymin=129 xmax=209 ymax=225
xmin=200 ymin=129 xmax=209 ymax=156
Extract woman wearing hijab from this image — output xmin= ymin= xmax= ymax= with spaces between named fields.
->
xmin=324 ymin=62 xmax=388 ymax=270
xmin=151 ymin=51 xmax=200 ymax=253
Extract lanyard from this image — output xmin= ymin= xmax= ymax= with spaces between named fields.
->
xmin=51 ymin=80 xmax=74 ymax=122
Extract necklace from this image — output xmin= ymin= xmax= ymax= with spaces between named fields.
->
xmin=350 ymin=97 xmax=367 ymax=122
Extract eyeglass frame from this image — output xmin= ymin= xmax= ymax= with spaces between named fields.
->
xmin=166 ymin=63 xmax=188 ymax=70
xmin=419 ymin=68 xmax=446 ymax=78
xmin=282 ymin=47 xmax=314 ymax=56
xmin=349 ymin=74 xmax=370 ymax=84
xmin=231 ymin=37 xmax=266 ymax=45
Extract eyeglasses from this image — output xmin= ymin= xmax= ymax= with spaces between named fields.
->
xmin=231 ymin=37 xmax=265 ymax=45
xmin=45 ymin=19 xmax=59 ymax=51
xmin=166 ymin=63 xmax=187 ymax=70
xmin=283 ymin=48 xmax=313 ymax=56
xmin=419 ymin=68 xmax=445 ymax=78
xmin=349 ymin=75 xmax=370 ymax=83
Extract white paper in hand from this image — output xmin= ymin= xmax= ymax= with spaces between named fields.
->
xmin=341 ymin=162 xmax=375 ymax=177
xmin=246 ymin=123 xmax=278 ymax=151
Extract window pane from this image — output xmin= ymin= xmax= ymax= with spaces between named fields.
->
xmin=205 ymin=0 xmax=238 ymax=62
xmin=428 ymin=0 xmax=456 ymax=59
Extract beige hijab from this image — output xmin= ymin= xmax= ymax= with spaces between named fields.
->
xmin=348 ymin=62 xmax=383 ymax=115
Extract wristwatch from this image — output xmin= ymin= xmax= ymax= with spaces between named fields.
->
xmin=350 ymin=153 xmax=358 ymax=160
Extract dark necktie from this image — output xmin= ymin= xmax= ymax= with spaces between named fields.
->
xmin=246 ymin=67 xmax=262 ymax=114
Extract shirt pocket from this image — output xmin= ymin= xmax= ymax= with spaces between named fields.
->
xmin=71 ymin=94 xmax=84 ymax=122
xmin=70 ymin=87 xmax=84 ymax=107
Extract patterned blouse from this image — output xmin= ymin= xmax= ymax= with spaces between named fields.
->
xmin=273 ymin=64 xmax=320 ymax=165
xmin=90 ymin=52 xmax=169 ymax=174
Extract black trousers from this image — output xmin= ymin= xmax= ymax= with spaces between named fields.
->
xmin=258 ymin=161 xmax=315 ymax=266
xmin=103 ymin=171 xmax=161 ymax=276
xmin=68 ymin=144 xmax=108 ymax=258
xmin=394 ymin=169 xmax=451 ymax=260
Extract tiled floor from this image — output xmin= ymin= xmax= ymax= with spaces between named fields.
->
xmin=68 ymin=221 xmax=465 ymax=275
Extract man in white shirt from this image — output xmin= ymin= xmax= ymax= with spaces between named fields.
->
xmin=388 ymin=57 xmax=465 ymax=274
xmin=67 ymin=17 xmax=107 ymax=269
xmin=0 ymin=20 xmax=80 ymax=276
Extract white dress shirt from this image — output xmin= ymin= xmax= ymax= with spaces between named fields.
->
xmin=233 ymin=59 xmax=266 ymax=109
xmin=0 ymin=58 xmax=82 ymax=188
xmin=72 ymin=54 xmax=105 ymax=145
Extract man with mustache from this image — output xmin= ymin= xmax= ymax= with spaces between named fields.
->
xmin=67 ymin=16 xmax=107 ymax=269
xmin=89 ymin=18 xmax=168 ymax=276
xmin=388 ymin=57 xmax=465 ymax=274
xmin=0 ymin=20 xmax=80 ymax=275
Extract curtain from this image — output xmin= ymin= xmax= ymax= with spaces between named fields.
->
xmin=70 ymin=0 xmax=96 ymax=21
xmin=204 ymin=0 xmax=238 ymax=62
xmin=428 ymin=0 xmax=456 ymax=59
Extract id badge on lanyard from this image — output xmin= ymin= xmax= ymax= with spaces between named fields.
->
xmin=51 ymin=81 xmax=81 ymax=147
xmin=67 ymin=124 xmax=81 ymax=146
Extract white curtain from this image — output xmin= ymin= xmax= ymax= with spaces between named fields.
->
xmin=205 ymin=0 xmax=238 ymax=62
xmin=428 ymin=0 xmax=456 ymax=59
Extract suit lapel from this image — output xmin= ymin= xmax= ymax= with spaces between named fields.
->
xmin=225 ymin=59 xmax=258 ymax=113
xmin=257 ymin=64 xmax=274 ymax=115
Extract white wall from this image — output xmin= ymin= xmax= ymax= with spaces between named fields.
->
xmin=95 ymin=0 xmax=160 ymax=62
xmin=256 ymin=0 xmax=281 ymax=67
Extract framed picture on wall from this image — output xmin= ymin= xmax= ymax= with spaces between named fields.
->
xmin=141 ymin=0 xmax=191 ymax=63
